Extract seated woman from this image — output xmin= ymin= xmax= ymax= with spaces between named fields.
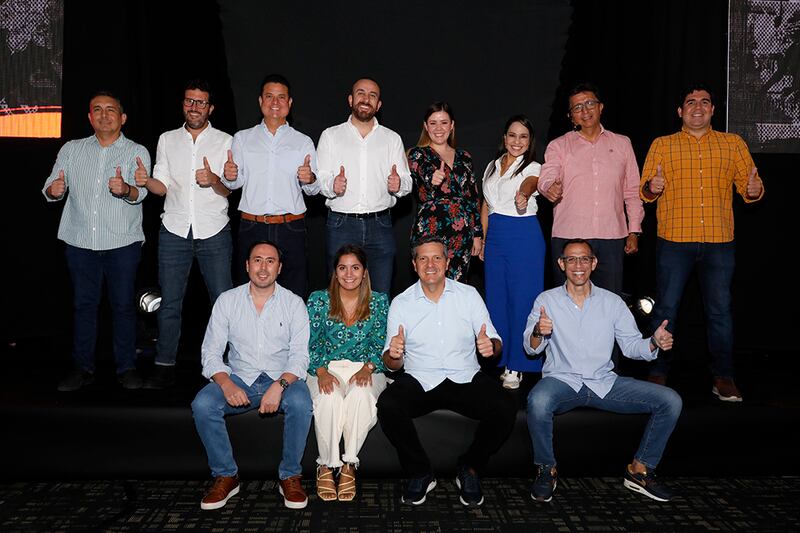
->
xmin=307 ymin=244 xmax=389 ymax=502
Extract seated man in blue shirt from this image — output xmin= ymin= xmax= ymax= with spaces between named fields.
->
xmin=524 ymin=238 xmax=681 ymax=503
xmin=191 ymin=240 xmax=313 ymax=511
xmin=377 ymin=236 xmax=516 ymax=508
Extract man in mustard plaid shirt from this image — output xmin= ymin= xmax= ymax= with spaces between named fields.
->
xmin=640 ymin=83 xmax=764 ymax=402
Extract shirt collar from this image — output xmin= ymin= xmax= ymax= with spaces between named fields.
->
xmin=679 ymin=125 xmax=714 ymax=140
xmin=347 ymin=114 xmax=380 ymax=136
xmin=413 ymin=278 xmax=454 ymax=301
xmin=261 ymin=120 xmax=289 ymax=137
xmin=92 ymin=131 xmax=126 ymax=147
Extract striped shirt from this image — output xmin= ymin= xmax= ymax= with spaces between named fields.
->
xmin=640 ymin=128 xmax=763 ymax=243
xmin=42 ymin=133 xmax=150 ymax=250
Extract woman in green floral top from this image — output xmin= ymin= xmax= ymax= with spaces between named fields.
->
xmin=307 ymin=244 xmax=388 ymax=502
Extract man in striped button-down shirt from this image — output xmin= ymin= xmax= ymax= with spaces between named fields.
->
xmin=43 ymin=91 xmax=150 ymax=392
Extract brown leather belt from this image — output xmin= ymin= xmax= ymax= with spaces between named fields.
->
xmin=241 ymin=212 xmax=305 ymax=224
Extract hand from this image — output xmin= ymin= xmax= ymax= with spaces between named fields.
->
xmin=431 ymin=160 xmax=446 ymax=187
xmin=134 ymin=156 xmax=148 ymax=186
xmin=334 ymin=165 xmax=347 ymax=196
xmin=349 ymin=364 xmax=373 ymax=387
xmin=514 ymin=188 xmax=529 ymax=213
xmin=537 ymin=306 xmax=553 ymax=336
xmin=108 ymin=166 xmax=129 ymax=196
xmin=651 ymin=319 xmax=673 ymax=351
xmin=746 ymin=166 xmax=763 ymax=198
xmin=387 ymin=164 xmax=401 ymax=193
xmin=625 ymin=233 xmax=639 ymax=254
xmin=388 ymin=325 xmax=405 ymax=359
xmin=649 ymin=164 xmax=665 ymax=194
xmin=316 ymin=368 xmax=340 ymax=395
xmin=220 ymin=379 xmax=250 ymax=407
xmin=297 ymin=154 xmax=315 ymax=184
xmin=195 ymin=156 xmax=219 ymax=187
xmin=544 ymin=180 xmax=563 ymax=203
xmin=50 ymin=169 xmax=67 ymax=198
xmin=259 ymin=382 xmax=283 ymax=414
xmin=471 ymin=236 xmax=482 ymax=256
xmin=476 ymin=323 xmax=494 ymax=358
xmin=223 ymin=149 xmax=238 ymax=181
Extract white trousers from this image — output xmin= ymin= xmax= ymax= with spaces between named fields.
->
xmin=308 ymin=360 xmax=387 ymax=467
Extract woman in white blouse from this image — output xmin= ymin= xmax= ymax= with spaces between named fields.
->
xmin=480 ymin=115 xmax=545 ymax=389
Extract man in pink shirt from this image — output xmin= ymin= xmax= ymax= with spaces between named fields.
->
xmin=538 ymin=83 xmax=643 ymax=295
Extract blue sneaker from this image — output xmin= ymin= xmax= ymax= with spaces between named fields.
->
xmin=455 ymin=466 xmax=484 ymax=506
xmin=530 ymin=464 xmax=557 ymax=502
xmin=402 ymin=473 xmax=437 ymax=505
xmin=623 ymin=465 xmax=674 ymax=502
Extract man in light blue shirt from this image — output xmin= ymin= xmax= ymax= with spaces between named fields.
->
xmin=191 ymin=241 xmax=313 ymax=511
xmin=43 ymin=91 xmax=150 ymax=392
xmin=377 ymin=236 xmax=516 ymax=508
xmin=223 ymin=74 xmax=320 ymax=298
xmin=524 ymin=239 xmax=681 ymax=503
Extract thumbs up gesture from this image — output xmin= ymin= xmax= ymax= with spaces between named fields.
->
xmin=746 ymin=166 xmax=763 ymax=199
xmin=514 ymin=188 xmax=529 ymax=213
xmin=333 ymin=165 xmax=347 ymax=196
xmin=50 ymin=169 xmax=67 ymax=198
xmin=134 ymin=156 xmax=149 ymax=187
xmin=536 ymin=306 xmax=553 ymax=336
xmin=432 ymin=160 xmax=446 ymax=187
xmin=297 ymin=154 xmax=315 ymax=184
xmin=544 ymin=179 xmax=563 ymax=203
xmin=387 ymin=164 xmax=401 ymax=193
xmin=476 ymin=323 xmax=495 ymax=357
xmin=108 ymin=166 xmax=129 ymax=197
xmin=388 ymin=325 xmax=405 ymax=359
xmin=651 ymin=319 xmax=673 ymax=351
xmin=649 ymin=164 xmax=665 ymax=194
xmin=195 ymin=156 xmax=218 ymax=187
xmin=223 ymin=149 xmax=238 ymax=181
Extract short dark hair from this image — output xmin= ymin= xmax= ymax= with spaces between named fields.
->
xmin=678 ymin=82 xmax=715 ymax=107
xmin=260 ymin=74 xmax=292 ymax=97
xmin=560 ymin=238 xmax=594 ymax=257
xmin=568 ymin=82 xmax=602 ymax=107
xmin=411 ymin=235 xmax=448 ymax=259
xmin=89 ymin=91 xmax=124 ymax=113
xmin=184 ymin=78 xmax=213 ymax=104
xmin=247 ymin=240 xmax=283 ymax=262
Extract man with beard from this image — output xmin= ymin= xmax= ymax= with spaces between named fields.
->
xmin=135 ymin=79 xmax=233 ymax=389
xmin=317 ymin=78 xmax=412 ymax=294
xmin=223 ymin=74 xmax=320 ymax=298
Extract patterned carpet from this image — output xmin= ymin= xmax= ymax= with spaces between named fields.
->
xmin=1 ymin=477 xmax=797 ymax=532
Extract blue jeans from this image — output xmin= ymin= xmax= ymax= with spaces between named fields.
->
xmin=237 ymin=217 xmax=307 ymax=298
xmin=156 ymin=224 xmax=232 ymax=366
xmin=64 ymin=242 xmax=141 ymax=374
xmin=649 ymin=239 xmax=735 ymax=378
xmin=326 ymin=210 xmax=395 ymax=294
xmin=191 ymin=373 xmax=313 ymax=479
xmin=527 ymin=376 xmax=682 ymax=469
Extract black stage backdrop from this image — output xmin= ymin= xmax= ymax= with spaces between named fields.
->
xmin=1 ymin=0 xmax=793 ymax=359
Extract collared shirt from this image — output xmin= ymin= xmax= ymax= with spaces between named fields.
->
xmin=639 ymin=128 xmax=763 ymax=243
xmin=317 ymin=116 xmax=412 ymax=213
xmin=42 ymin=133 xmax=149 ymax=250
xmin=483 ymin=155 xmax=542 ymax=217
xmin=538 ymin=128 xmax=643 ymax=239
xmin=385 ymin=278 xmax=500 ymax=391
xmin=201 ymin=282 xmax=310 ymax=386
xmin=523 ymin=283 xmax=656 ymax=398
xmin=225 ymin=121 xmax=320 ymax=215
xmin=152 ymin=123 xmax=232 ymax=239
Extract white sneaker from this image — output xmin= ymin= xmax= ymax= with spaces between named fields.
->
xmin=501 ymin=369 xmax=521 ymax=389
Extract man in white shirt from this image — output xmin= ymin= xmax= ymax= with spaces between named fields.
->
xmin=223 ymin=74 xmax=319 ymax=298
xmin=316 ymin=78 xmax=412 ymax=294
xmin=377 ymin=237 xmax=516 ymax=508
xmin=135 ymin=80 xmax=233 ymax=389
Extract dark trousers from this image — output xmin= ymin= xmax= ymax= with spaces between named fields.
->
xmin=237 ymin=217 xmax=307 ymax=299
xmin=377 ymin=372 xmax=516 ymax=477
xmin=551 ymin=237 xmax=625 ymax=295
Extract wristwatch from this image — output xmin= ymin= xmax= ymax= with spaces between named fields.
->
xmin=532 ymin=323 xmax=543 ymax=338
xmin=279 ymin=378 xmax=290 ymax=390
xmin=365 ymin=362 xmax=376 ymax=372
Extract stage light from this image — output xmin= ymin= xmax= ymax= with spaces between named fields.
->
xmin=138 ymin=290 xmax=161 ymax=314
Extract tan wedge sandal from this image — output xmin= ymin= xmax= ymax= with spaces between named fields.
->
xmin=316 ymin=465 xmax=337 ymax=502
xmin=337 ymin=463 xmax=357 ymax=502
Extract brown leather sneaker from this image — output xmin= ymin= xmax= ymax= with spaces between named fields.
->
xmin=200 ymin=475 xmax=240 ymax=510
xmin=712 ymin=377 xmax=743 ymax=403
xmin=279 ymin=475 xmax=308 ymax=509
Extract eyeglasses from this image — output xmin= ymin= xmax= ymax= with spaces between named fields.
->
xmin=561 ymin=255 xmax=595 ymax=265
xmin=183 ymin=98 xmax=210 ymax=109
xmin=568 ymin=99 xmax=600 ymax=115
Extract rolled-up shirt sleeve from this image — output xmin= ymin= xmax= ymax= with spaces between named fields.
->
xmin=523 ymin=293 xmax=549 ymax=356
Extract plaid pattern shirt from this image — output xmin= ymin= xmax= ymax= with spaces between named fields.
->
xmin=639 ymin=128 xmax=763 ymax=243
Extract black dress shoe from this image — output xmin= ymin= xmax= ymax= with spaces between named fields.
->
xmin=118 ymin=369 xmax=143 ymax=389
xmin=143 ymin=365 xmax=176 ymax=389
xmin=57 ymin=369 xmax=95 ymax=392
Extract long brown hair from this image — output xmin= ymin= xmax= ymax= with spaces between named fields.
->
xmin=328 ymin=244 xmax=373 ymax=323
xmin=415 ymin=101 xmax=456 ymax=148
